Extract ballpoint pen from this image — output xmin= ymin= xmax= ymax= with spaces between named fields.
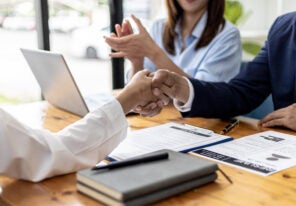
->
xmin=91 ymin=152 xmax=169 ymax=170
xmin=220 ymin=119 xmax=239 ymax=135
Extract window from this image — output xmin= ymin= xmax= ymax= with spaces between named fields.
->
xmin=48 ymin=0 xmax=112 ymax=96
xmin=229 ymin=0 xmax=296 ymax=60
xmin=0 ymin=0 xmax=40 ymax=104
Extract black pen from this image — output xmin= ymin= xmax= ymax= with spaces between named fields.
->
xmin=220 ymin=119 xmax=239 ymax=135
xmin=91 ymin=152 xmax=169 ymax=170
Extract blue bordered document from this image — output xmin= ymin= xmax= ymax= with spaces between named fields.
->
xmin=108 ymin=122 xmax=233 ymax=161
xmin=191 ymin=131 xmax=296 ymax=176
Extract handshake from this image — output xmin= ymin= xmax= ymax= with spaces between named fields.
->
xmin=116 ymin=70 xmax=190 ymax=116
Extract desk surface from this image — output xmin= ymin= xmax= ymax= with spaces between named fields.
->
xmin=0 ymin=102 xmax=296 ymax=206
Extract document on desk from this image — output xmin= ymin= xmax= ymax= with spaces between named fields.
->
xmin=191 ymin=131 xmax=296 ymax=176
xmin=108 ymin=122 xmax=232 ymax=161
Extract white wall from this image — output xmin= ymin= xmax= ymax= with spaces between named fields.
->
xmin=239 ymin=0 xmax=296 ymax=31
xmin=147 ymin=0 xmax=296 ymax=60
xmin=149 ymin=0 xmax=296 ymax=31
xmin=228 ymin=0 xmax=296 ymax=60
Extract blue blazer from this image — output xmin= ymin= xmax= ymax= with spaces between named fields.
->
xmin=183 ymin=12 xmax=296 ymax=118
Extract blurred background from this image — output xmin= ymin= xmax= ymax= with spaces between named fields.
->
xmin=0 ymin=0 xmax=296 ymax=104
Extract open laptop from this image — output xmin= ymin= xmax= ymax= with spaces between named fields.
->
xmin=21 ymin=48 xmax=112 ymax=116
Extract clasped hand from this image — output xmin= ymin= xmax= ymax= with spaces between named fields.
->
xmin=126 ymin=70 xmax=189 ymax=117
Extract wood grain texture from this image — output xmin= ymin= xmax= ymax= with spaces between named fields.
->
xmin=1 ymin=102 xmax=296 ymax=206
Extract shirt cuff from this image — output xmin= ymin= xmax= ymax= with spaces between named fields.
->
xmin=173 ymin=77 xmax=195 ymax=112
xmin=94 ymin=98 xmax=128 ymax=131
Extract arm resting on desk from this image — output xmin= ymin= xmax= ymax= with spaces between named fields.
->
xmin=0 ymin=99 xmax=128 ymax=182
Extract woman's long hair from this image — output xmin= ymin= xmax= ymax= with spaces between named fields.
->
xmin=163 ymin=0 xmax=225 ymax=55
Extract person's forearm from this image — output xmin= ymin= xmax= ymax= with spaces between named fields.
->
xmin=116 ymin=90 xmax=136 ymax=114
xmin=128 ymin=58 xmax=144 ymax=81
xmin=0 ymin=102 xmax=128 ymax=182
xmin=147 ymin=46 xmax=190 ymax=78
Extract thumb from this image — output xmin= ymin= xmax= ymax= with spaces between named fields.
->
xmin=136 ymin=69 xmax=150 ymax=78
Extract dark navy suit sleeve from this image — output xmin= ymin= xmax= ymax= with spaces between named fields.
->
xmin=181 ymin=12 xmax=296 ymax=118
xmin=182 ymin=29 xmax=274 ymax=119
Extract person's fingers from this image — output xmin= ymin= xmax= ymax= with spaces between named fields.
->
xmin=110 ymin=35 xmax=131 ymax=43
xmin=153 ymin=84 xmax=176 ymax=99
xmin=110 ymin=32 xmax=117 ymax=38
xmin=105 ymin=37 xmax=118 ymax=50
xmin=148 ymin=72 xmax=155 ymax=78
xmin=161 ymin=84 xmax=177 ymax=99
xmin=131 ymin=15 xmax=146 ymax=33
xmin=130 ymin=69 xmax=150 ymax=81
xmin=140 ymin=106 xmax=162 ymax=117
xmin=133 ymin=99 xmax=163 ymax=117
xmin=109 ymin=51 xmax=127 ymax=58
xmin=126 ymin=20 xmax=133 ymax=34
xmin=152 ymin=90 xmax=170 ymax=105
xmin=105 ymin=39 xmax=122 ymax=51
xmin=150 ymin=106 xmax=162 ymax=117
xmin=105 ymin=36 xmax=131 ymax=50
xmin=160 ymin=95 xmax=170 ymax=106
xmin=136 ymin=103 xmax=156 ymax=115
xmin=145 ymin=102 xmax=158 ymax=110
xmin=152 ymin=88 xmax=161 ymax=96
xmin=152 ymin=70 xmax=176 ymax=88
xmin=162 ymin=72 xmax=176 ymax=87
xmin=115 ymin=24 xmax=123 ymax=37
xmin=122 ymin=20 xmax=133 ymax=36
xmin=152 ymin=70 xmax=169 ymax=88
xmin=139 ymin=69 xmax=150 ymax=76
xmin=156 ymin=100 xmax=164 ymax=108
xmin=121 ymin=21 xmax=128 ymax=36
xmin=259 ymin=108 xmax=286 ymax=125
xmin=261 ymin=117 xmax=286 ymax=128
xmin=258 ymin=104 xmax=296 ymax=131
xmin=134 ymin=105 xmax=143 ymax=112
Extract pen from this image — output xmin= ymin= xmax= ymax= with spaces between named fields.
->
xmin=220 ymin=119 xmax=239 ymax=135
xmin=91 ymin=152 xmax=169 ymax=170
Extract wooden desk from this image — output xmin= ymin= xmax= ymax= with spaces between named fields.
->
xmin=0 ymin=102 xmax=296 ymax=206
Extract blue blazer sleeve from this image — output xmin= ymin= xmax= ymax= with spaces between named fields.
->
xmin=182 ymin=37 xmax=272 ymax=118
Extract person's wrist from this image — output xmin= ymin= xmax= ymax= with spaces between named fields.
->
xmin=147 ymin=43 xmax=162 ymax=62
xmin=175 ymin=76 xmax=190 ymax=104
xmin=129 ymin=63 xmax=143 ymax=80
xmin=116 ymin=87 xmax=137 ymax=114
xmin=131 ymin=58 xmax=144 ymax=69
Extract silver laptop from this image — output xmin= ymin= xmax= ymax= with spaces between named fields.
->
xmin=21 ymin=48 xmax=111 ymax=116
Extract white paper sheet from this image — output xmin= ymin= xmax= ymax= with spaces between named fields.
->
xmin=108 ymin=122 xmax=232 ymax=161
xmin=192 ymin=131 xmax=296 ymax=176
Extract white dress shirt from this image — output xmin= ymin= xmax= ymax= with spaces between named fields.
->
xmin=0 ymin=99 xmax=128 ymax=182
xmin=174 ymin=78 xmax=195 ymax=112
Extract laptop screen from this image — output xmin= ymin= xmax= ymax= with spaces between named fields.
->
xmin=21 ymin=48 xmax=90 ymax=116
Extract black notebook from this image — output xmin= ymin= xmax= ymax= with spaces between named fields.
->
xmin=77 ymin=149 xmax=218 ymax=206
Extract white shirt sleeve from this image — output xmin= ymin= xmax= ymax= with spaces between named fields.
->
xmin=173 ymin=77 xmax=195 ymax=112
xmin=0 ymin=99 xmax=128 ymax=182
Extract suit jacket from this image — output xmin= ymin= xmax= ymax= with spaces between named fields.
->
xmin=183 ymin=12 xmax=296 ymax=118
